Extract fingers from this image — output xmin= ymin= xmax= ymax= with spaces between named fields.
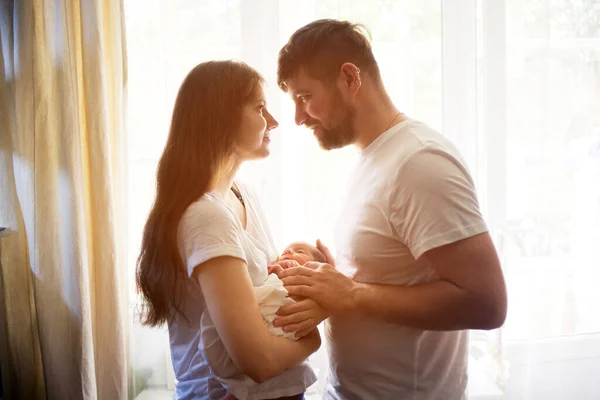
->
xmin=267 ymin=264 xmax=283 ymax=275
xmin=268 ymin=260 xmax=301 ymax=276
xmin=276 ymin=298 xmax=314 ymax=316
xmin=278 ymin=316 xmax=317 ymax=334
xmin=278 ymin=266 xmax=317 ymax=278
xmin=316 ymin=239 xmax=336 ymax=266
xmin=273 ymin=297 xmax=327 ymax=336
xmin=285 ymin=285 xmax=312 ymax=298
xmin=273 ymin=309 xmax=313 ymax=327
xmin=303 ymin=261 xmax=324 ymax=270
xmin=295 ymin=326 xmax=317 ymax=339
xmin=277 ymin=260 xmax=301 ymax=269
xmin=281 ymin=275 xmax=313 ymax=287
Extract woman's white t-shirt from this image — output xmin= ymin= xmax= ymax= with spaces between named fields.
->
xmin=169 ymin=181 xmax=316 ymax=400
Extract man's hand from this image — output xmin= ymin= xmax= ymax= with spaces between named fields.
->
xmin=278 ymin=263 xmax=356 ymax=315
xmin=274 ymin=297 xmax=329 ymax=338
xmin=316 ymin=239 xmax=335 ymax=266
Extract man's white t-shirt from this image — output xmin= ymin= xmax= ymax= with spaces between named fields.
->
xmin=169 ymin=181 xmax=316 ymax=400
xmin=327 ymin=119 xmax=488 ymax=400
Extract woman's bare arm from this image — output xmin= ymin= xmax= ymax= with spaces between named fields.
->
xmin=193 ymin=256 xmax=320 ymax=383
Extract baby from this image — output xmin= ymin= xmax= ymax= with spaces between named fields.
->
xmin=269 ymin=241 xmax=326 ymax=272
xmin=201 ymin=241 xmax=326 ymax=393
xmin=256 ymin=242 xmax=326 ymax=339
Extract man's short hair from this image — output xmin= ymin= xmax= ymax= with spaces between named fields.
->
xmin=277 ymin=19 xmax=381 ymax=92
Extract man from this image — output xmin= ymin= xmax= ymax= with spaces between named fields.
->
xmin=272 ymin=19 xmax=507 ymax=399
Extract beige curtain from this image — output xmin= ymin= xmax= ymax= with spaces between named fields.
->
xmin=0 ymin=1 xmax=128 ymax=399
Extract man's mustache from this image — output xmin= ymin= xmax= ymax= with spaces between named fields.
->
xmin=304 ymin=119 xmax=322 ymax=129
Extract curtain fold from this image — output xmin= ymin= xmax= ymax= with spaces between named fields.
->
xmin=0 ymin=0 xmax=128 ymax=398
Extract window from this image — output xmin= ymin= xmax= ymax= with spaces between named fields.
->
xmin=125 ymin=1 xmax=600 ymax=398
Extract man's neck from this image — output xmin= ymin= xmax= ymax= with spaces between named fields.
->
xmin=353 ymin=88 xmax=406 ymax=150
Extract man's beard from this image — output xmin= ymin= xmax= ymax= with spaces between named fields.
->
xmin=313 ymin=90 xmax=357 ymax=150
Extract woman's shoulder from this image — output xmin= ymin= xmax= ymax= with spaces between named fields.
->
xmin=180 ymin=192 xmax=238 ymax=231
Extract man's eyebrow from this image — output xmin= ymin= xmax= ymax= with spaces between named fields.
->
xmin=292 ymin=91 xmax=310 ymax=99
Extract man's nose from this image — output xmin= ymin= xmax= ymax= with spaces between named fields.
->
xmin=294 ymin=104 xmax=307 ymax=126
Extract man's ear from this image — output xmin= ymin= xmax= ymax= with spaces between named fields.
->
xmin=340 ymin=62 xmax=361 ymax=89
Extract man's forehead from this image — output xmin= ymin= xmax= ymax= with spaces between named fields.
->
xmin=284 ymin=68 xmax=318 ymax=95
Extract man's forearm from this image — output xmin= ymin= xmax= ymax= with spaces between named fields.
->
xmin=349 ymin=279 xmax=504 ymax=331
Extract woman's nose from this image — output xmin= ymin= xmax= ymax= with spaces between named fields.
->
xmin=266 ymin=109 xmax=279 ymax=130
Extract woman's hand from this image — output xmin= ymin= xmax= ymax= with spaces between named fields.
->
xmin=274 ymin=297 xmax=329 ymax=338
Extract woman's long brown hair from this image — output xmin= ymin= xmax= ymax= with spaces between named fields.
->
xmin=136 ymin=61 xmax=263 ymax=326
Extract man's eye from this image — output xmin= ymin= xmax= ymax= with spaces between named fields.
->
xmin=297 ymin=250 xmax=305 ymax=254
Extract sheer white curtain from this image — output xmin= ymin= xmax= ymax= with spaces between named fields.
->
xmin=125 ymin=1 xmax=600 ymax=399
xmin=491 ymin=0 xmax=600 ymax=398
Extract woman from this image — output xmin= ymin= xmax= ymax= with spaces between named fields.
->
xmin=136 ymin=61 xmax=320 ymax=400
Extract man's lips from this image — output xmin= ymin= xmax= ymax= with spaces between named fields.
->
xmin=306 ymin=125 xmax=323 ymax=135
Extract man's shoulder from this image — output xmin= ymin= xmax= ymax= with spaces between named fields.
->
xmin=389 ymin=120 xmax=468 ymax=172
xmin=395 ymin=120 xmax=455 ymax=153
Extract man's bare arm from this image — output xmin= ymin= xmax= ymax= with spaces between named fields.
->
xmin=278 ymin=233 xmax=507 ymax=331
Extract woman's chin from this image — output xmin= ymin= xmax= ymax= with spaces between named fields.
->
xmin=244 ymin=147 xmax=270 ymax=161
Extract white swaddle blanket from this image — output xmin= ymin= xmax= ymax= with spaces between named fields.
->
xmin=255 ymin=273 xmax=297 ymax=340
xmin=200 ymin=273 xmax=298 ymax=387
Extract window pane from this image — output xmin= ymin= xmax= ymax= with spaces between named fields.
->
xmin=503 ymin=0 xmax=600 ymax=340
xmin=274 ymin=0 xmax=442 ymax=251
xmin=125 ymin=0 xmax=242 ymax=394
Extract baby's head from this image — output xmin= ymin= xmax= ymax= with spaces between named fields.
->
xmin=277 ymin=241 xmax=326 ymax=265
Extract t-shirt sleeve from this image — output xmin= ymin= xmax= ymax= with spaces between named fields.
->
xmin=389 ymin=148 xmax=488 ymax=259
xmin=178 ymin=199 xmax=247 ymax=277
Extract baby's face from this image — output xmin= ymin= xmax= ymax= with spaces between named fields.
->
xmin=277 ymin=242 xmax=323 ymax=266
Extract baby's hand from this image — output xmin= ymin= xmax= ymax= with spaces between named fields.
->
xmin=267 ymin=264 xmax=283 ymax=275
xmin=268 ymin=260 xmax=301 ymax=275
xmin=277 ymin=260 xmax=302 ymax=270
